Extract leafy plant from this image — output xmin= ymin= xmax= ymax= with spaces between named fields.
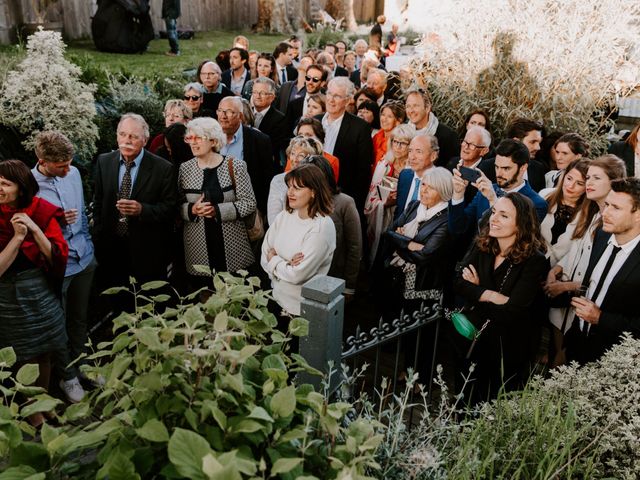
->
xmin=0 ymin=271 xmax=382 ymax=479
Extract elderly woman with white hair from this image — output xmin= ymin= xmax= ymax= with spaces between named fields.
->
xmin=179 ymin=117 xmax=257 ymax=283
xmin=383 ymin=166 xmax=454 ymax=305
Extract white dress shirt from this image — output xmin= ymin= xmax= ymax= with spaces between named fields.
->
xmin=322 ymin=113 xmax=345 ymax=155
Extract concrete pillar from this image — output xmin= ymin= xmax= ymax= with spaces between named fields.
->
xmin=298 ymin=275 xmax=345 ymax=391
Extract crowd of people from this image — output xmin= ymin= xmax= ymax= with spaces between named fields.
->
xmin=2 ymin=32 xmax=640 ymax=423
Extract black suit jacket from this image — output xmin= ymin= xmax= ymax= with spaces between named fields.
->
xmin=93 ymin=149 xmax=177 ymax=281
xmin=480 ymin=156 xmax=547 ymax=192
xmin=276 ymin=81 xmax=304 ymax=114
xmin=256 ymin=107 xmax=290 ymax=173
xmin=285 ymin=95 xmax=305 ymax=132
xmin=608 ymin=141 xmax=634 ymax=176
xmin=241 ymin=125 xmax=274 ymax=213
xmin=334 ymin=66 xmax=348 ymax=77
xmin=434 ymin=122 xmax=460 ymax=168
xmin=350 ymin=70 xmax=362 ymax=89
xmin=221 ymin=68 xmax=250 ymax=94
xmin=566 ymin=229 xmax=640 ymax=364
xmin=323 ymin=112 xmax=373 ymax=211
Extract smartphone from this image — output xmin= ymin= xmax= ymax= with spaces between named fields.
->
xmin=459 ymin=166 xmax=482 ymax=183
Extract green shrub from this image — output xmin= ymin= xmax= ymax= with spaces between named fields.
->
xmin=0 ymin=272 xmax=381 ymax=479
xmin=410 ymin=0 xmax=640 ymax=153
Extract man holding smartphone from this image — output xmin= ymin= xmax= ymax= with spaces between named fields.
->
xmin=448 ymin=139 xmax=547 ymax=237
xmin=447 ymin=126 xmax=493 ymax=205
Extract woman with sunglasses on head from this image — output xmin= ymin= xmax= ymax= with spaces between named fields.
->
xmin=261 ymin=163 xmax=336 ymax=320
xmin=267 ymin=135 xmax=323 ymax=225
xmin=544 ymin=154 xmax=626 ymax=366
xmin=178 ymin=118 xmax=256 ymax=287
xmin=0 ymin=160 xmax=68 ymax=427
xmin=364 ymin=124 xmax=416 ymax=263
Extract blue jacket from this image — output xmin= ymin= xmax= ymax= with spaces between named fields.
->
xmin=394 ymin=168 xmax=418 ymax=220
xmin=448 ymin=182 xmax=547 ymax=236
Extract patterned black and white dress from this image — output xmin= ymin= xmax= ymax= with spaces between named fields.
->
xmin=179 ymin=156 xmax=256 ymax=275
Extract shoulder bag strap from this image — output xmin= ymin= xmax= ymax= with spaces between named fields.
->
xmin=226 ymin=156 xmax=237 ymax=192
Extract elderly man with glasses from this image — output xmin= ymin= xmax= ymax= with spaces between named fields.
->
xmin=251 ymin=77 xmax=290 ymax=172
xmin=197 ymin=61 xmax=234 ymax=117
xmin=217 ymin=96 xmax=273 ymax=215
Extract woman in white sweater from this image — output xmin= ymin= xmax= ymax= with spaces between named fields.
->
xmin=261 ymin=163 xmax=336 ymax=317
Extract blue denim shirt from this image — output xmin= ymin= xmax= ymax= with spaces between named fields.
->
xmin=220 ymin=125 xmax=244 ymax=160
xmin=32 ymin=165 xmax=95 ymax=277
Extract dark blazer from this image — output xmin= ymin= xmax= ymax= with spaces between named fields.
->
xmin=448 ymin=182 xmax=548 ymax=236
xmin=608 ymin=141 xmax=634 ymax=176
xmin=334 ymin=66 xmax=349 ymax=77
xmin=434 ymin=122 xmax=460 ymax=168
xmin=285 ymin=95 xmax=305 ymax=132
xmin=350 ymin=70 xmax=362 ymax=89
xmin=241 ymin=125 xmax=274 ymax=213
xmin=480 ymin=157 xmax=548 ymax=192
xmin=93 ymin=149 xmax=177 ymax=282
xmin=326 ymin=112 xmax=373 ymax=211
xmin=394 ymin=168 xmax=416 ymax=220
xmin=276 ymin=65 xmax=298 ymax=84
xmin=202 ymin=86 xmax=234 ymax=118
xmin=221 ymin=68 xmax=250 ymax=94
xmin=256 ymin=106 xmax=290 ymax=173
xmin=276 ymin=81 xmax=304 ymax=114
xmin=565 ymin=229 xmax=640 ymax=364
xmin=385 ymin=201 xmax=452 ymax=292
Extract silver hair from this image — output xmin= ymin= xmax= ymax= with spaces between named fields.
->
xmin=328 ymin=77 xmax=355 ymax=98
xmin=184 ymin=82 xmax=206 ymax=95
xmin=185 ymin=117 xmax=226 ymax=153
xmin=219 ymin=95 xmax=243 ymax=113
xmin=367 ymin=67 xmax=388 ymax=85
xmin=118 ymin=113 xmax=150 ymax=140
xmin=466 ymin=125 xmax=492 ymax=147
xmin=414 ymin=133 xmax=440 ymax=152
xmin=354 ymin=39 xmax=368 ymax=48
xmin=163 ymin=99 xmax=193 ymax=120
xmin=253 ymin=76 xmax=277 ymax=94
xmin=201 ymin=61 xmax=221 ymax=75
xmin=383 ymin=123 xmax=417 ymax=164
xmin=421 ymin=167 xmax=454 ymax=202
xmin=239 ymin=98 xmax=253 ymax=125
xmin=286 ymin=135 xmax=323 ymax=157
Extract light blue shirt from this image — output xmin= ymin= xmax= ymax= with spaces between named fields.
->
xmin=32 ymin=165 xmax=95 ymax=277
xmin=221 ymin=125 xmax=244 ymax=160
xmin=118 ymin=149 xmax=145 ymax=189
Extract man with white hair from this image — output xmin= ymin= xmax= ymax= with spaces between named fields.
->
xmin=446 ymin=125 xmax=493 ymax=205
xmin=93 ymin=113 xmax=177 ymax=286
xmin=316 ymin=51 xmax=348 ymax=78
xmin=321 ymin=77 xmax=373 ymax=211
xmin=251 ymin=77 xmax=290 ymax=171
xmin=366 ymin=68 xmax=388 ymax=105
xmin=354 ymin=39 xmax=368 ymax=70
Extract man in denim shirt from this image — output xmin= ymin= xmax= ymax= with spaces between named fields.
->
xmin=32 ymin=131 xmax=97 ymax=403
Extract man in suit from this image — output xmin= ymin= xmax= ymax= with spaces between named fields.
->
xmin=251 ymin=77 xmax=290 ymax=172
xmin=448 ymin=139 xmax=547 ymax=237
xmin=395 ymin=134 xmax=440 ymax=220
xmin=482 ymin=118 xmax=547 ymax=191
xmin=221 ymin=47 xmax=250 ymax=96
xmin=565 ymin=178 xmax=640 ymax=364
xmin=273 ymin=42 xmax=297 ymax=85
xmin=446 ymin=126 xmax=493 ymax=204
xmin=405 ymin=88 xmax=459 ymax=168
xmin=276 ymin=55 xmax=313 ymax=114
xmin=321 ymin=76 xmax=373 ymax=211
xmin=286 ymin=63 xmax=328 ymax=131
xmin=93 ymin=113 xmax=177 ymax=287
xmin=217 ymin=96 xmax=273 ymax=214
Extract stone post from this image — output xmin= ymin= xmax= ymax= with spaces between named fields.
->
xmin=298 ymin=275 xmax=345 ymax=391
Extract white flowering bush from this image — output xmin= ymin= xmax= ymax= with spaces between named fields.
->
xmin=410 ymin=0 xmax=640 ymax=152
xmin=0 ymin=29 xmax=98 ymax=163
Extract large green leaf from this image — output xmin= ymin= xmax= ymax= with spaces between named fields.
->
xmin=0 ymin=466 xmax=42 ymax=480
xmin=0 ymin=347 xmax=16 ymax=368
xmin=270 ymin=457 xmax=303 ymax=475
xmin=168 ymin=428 xmax=212 ymax=480
xmin=15 ymin=364 xmax=39 ymax=386
xmin=288 ymin=318 xmax=309 ymax=337
xmin=20 ymin=398 xmax=62 ymax=417
xmin=135 ymin=328 xmax=163 ymax=350
xmin=141 ymin=280 xmax=169 ymax=291
xmin=271 ymin=386 xmax=296 ymax=419
xmin=136 ymin=418 xmax=169 ymax=442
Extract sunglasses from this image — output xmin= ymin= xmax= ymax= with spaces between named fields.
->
xmin=305 ymin=75 xmax=322 ymax=83
xmin=183 ymin=95 xmax=201 ymax=101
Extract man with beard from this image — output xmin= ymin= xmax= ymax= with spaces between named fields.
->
xmin=448 ymin=139 xmax=547 ymax=237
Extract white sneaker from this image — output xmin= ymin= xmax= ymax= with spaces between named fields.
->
xmin=59 ymin=377 xmax=86 ymax=403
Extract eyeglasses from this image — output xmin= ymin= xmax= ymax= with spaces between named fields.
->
xmin=326 ymin=92 xmax=347 ymax=100
xmin=164 ymin=112 xmax=184 ymax=119
xmin=252 ymin=91 xmax=274 ymax=97
xmin=200 ymin=72 xmax=218 ymax=77
xmin=461 ymin=140 xmax=486 ymax=150
xmin=305 ymin=75 xmax=322 ymax=83
xmin=184 ymin=95 xmax=201 ymax=101
xmin=216 ymin=109 xmax=238 ymax=117
xmin=391 ymin=139 xmax=410 ymax=147
xmin=117 ymin=131 xmax=142 ymax=141
xmin=184 ymin=135 xmax=209 ymax=144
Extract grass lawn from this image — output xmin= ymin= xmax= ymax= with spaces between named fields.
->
xmin=0 ymin=30 xmax=287 ymax=79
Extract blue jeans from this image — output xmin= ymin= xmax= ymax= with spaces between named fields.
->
xmin=165 ymin=18 xmax=179 ymax=54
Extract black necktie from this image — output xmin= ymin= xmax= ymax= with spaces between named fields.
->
xmin=116 ymin=161 xmax=134 ymax=237
xmin=581 ymin=245 xmax=621 ymax=333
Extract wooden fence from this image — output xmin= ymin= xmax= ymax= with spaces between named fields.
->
xmin=0 ymin=0 xmax=380 ymax=44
